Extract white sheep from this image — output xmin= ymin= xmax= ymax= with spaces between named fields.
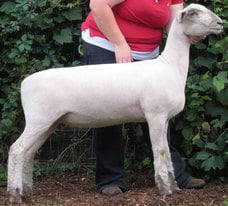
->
xmin=7 ymin=4 xmax=223 ymax=203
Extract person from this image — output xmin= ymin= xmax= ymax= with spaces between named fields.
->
xmin=81 ymin=0 xmax=206 ymax=196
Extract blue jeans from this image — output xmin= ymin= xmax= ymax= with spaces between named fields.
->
xmin=82 ymin=41 xmax=191 ymax=192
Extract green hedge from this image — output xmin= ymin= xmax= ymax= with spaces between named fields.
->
xmin=175 ymin=0 xmax=228 ymax=179
xmin=0 ymin=0 xmax=86 ymax=165
xmin=0 ymin=0 xmax=227 ymax=179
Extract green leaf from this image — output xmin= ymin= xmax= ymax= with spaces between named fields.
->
xmin=213 ymin=71 xmax=228 ymax=92
xmin=201 ymin=156 xmax=216 ymax=171
xmin=0 ymin=16 xmax=10 ymax=27
xmin=221 ymin=111 xmax=228 ymax=122
xmin=195 ymin=41 xmax=207 ymax=50
xmin=217 ymin=87 xmax=228 ymax=106
xmin=42 ymin=56 xmax=51 ymax=67
xmin=202 ymin=95 xmax=212 ymax=101
xmin=190 ymin=92 xmax=199 ymax=98
xmin=21 ymin=34 xmax=27 ymax=41
xmin=195 ymin=151 xmax=211 ymax=160
xmin=192 ymin=132 xmax=200 ymax=144
xmin=201 ymin=71 xmax=210 ymax=80
xmin=206 ymin=143 xmax=219 ymax=151
xmin=54 ymin=15 xmax=65 ymax=23
xmin=8 ymin=48 xmax=19 ymax=58
xmin=213 ymin=76 xmax=224 ymax=92
xmin=182 ymin=127 xmax=193 ymax=141
xmin=194 ymin=56 xmax=216 ymax=69
xmin=1 ymin=119 xmax=13 ymax=127
xmin=205 ymin=101 xmax=226 ymax=117
xmin=201 ymin=155 xmax=225 ymax=171
xmin=217 ymin=136 xmax=226 ymax=151
xmin=34 ymin=15 xmax=54 ymax=29
xmin=62 ymin=7 xmax=82 ymax=21
xmin=217 ymin=71 xmax=228 ymax=83
xmin=182 ymin=139 xmax=192 ymax=155
xmin=53 ymin=28 xmax=72 ymax=44
xmin=224 ymin=152 xmax=228 ymax=162
xmin=184 ymin=110 xmax=197 ymax=122
xmin=199 ymin=78 xmax=213 ymax=90
xmin=0 ymin=1 xmax=16 ymax=13
xmin=142 ymin=157 xmax=151 ymax=167
xmin=18 ymin=44 xmax=25 ymax=52
xmin=211 ymin=119 xmax=225 ymax=129
xmin=215 ymin=156 xmax=225 ymax=170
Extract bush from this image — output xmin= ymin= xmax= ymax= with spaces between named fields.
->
xmin=174 ymin=0 xmax=228 ymax=179
xmin=0 ymin=0 xmax=86 ymax=171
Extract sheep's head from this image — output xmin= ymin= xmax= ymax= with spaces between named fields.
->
xmin=177 ymin=4 xmax=223 ymax=36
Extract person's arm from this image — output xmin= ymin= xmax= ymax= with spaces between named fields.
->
xmin=90 ymin=0 xmax=132 ymax=63
xmin=166 ymin=3 xmax=206 ymax=44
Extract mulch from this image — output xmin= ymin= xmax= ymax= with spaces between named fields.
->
xmin=0 ymin=173 xmax=227 ymax=206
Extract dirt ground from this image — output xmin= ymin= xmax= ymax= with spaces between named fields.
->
xmin=1 ymin=174 xmax=227 ymax=206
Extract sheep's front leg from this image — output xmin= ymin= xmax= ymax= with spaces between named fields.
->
xmin=146 ymin=116 xmax=179 ymax=195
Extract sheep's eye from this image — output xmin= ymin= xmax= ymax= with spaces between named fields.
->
xmin=188 ymin=10 xmax=199 ymax=17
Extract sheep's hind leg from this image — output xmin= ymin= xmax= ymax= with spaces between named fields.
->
xmin=146 ymin=116 xmax=179 ymax=195
xmin=7 ymin=122 xmax=56 ymax=203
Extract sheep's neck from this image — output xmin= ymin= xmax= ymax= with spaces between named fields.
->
xmin=160 ymin=20 xmax=191 ymax=83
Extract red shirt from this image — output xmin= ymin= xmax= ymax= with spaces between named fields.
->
xmin=81 ymin=0 xmax=183 ymax=52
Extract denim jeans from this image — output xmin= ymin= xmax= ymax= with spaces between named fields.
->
xmin=82 ymin=41 xmax=191 ymax=192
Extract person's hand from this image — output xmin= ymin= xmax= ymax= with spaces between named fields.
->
xmin=114 ymin=43 xmax=132 ymax=63
xmin=188 ymin=35 xmax=206 ymax=44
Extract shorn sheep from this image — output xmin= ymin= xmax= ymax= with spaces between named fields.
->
xmin=7 ymin=4 xmax=223 ymax=203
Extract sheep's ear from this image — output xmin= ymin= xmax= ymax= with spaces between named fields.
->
xmin=177 ymin=7 xmax=200 ymax=23
xmin=177 ymin=10 xmax=185 ymax=23
xmin=185 ymin=8 xmax=200 ymax=20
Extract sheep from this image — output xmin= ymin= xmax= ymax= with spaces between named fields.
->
xmin=7 ymin=3 xmax=223 ymax=203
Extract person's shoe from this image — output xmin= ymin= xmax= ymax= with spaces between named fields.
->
xmin=101 ymin=186 xmax=123 ymax=196
xmin=184 ymin=177 xmax=206 ymax=189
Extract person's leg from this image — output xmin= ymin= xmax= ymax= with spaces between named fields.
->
xmin=82 ymin=41 xmax=127 ymax=193
xmin=141 ymin=122 xmax=205 ymax=188
xmin=93 ymin=126 xmax=126 ymax=192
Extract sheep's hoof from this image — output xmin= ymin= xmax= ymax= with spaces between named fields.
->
xmin=23 ymin=184 xmax=33 ymax=195
xmin=156 ymin=173 xmax=180 ymax=196
xmin=159 ymin=185 xmax=180 ymax=196
xmin=8 ymin=188 xmax=23 ymax=203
